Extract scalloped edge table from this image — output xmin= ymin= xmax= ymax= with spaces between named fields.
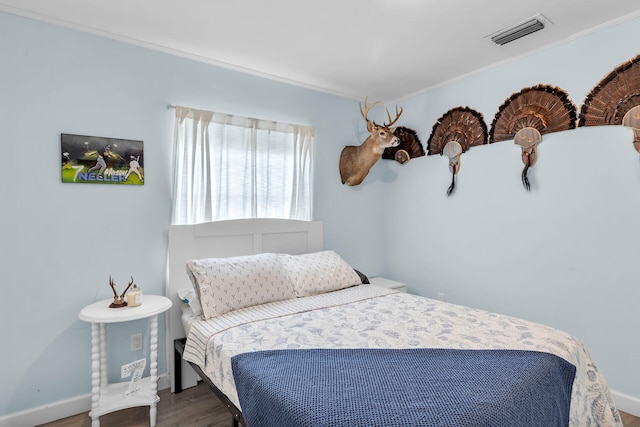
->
xmin=79 ymin=295 xmax=172 ymax=427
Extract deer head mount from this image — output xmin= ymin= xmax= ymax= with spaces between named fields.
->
xmin=108 ymin=275 xmax=135 ymax=308
xmin=339 ymin=97 xmax=403 ymax=186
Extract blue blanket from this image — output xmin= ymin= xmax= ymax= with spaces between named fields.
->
xmin=232 ymin=348 xmax=576 ymax=427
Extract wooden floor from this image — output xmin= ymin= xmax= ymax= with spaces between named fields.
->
xmin=38 ymin=382 xmax=234 ymax=427
xmin=39 ymin=381 xmax=640 ymax=427
xmin=624 ymin=411 xmax=640 ymax=427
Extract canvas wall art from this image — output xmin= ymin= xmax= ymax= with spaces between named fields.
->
xmin=61 ymin=133 xmax=144 ymax=185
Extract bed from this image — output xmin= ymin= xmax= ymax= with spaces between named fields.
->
xmin=166 ymin=219 xmax=622 ymax=427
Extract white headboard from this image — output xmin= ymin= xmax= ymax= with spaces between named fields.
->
xmin=166 ymin=219 xmax=323 ymax=391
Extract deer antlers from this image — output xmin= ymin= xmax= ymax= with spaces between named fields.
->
xmin=360 ymin=97 xmax=380 ymax=123
xmin=385 ymin=105 xmax=403 ymax=127
xmin=122 ymin=276 xmax=135 ymax=297
xmin=109 ymin=275 xmax=119 ymax=298
xmin=360 ymin=97 xmax=403 ymax=127
xmin=108 ymin=275 xmax=136 ymax=308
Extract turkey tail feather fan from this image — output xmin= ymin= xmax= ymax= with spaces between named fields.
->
xmin=489 ymin=84 xmax=577 ymax=143
xmin=383 ymin=127 xmax=425 ymax=163
xmin=579 ymin=54 xmax=640 ymax=127
xmin=489 ymin=85 xmax=576 ymax=191
xmin=428 ymin=107 xmax=487 ymax=196
xmin=427 ymin=107 xmax=488 ymax=155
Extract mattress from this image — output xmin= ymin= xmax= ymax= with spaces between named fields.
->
xmin=182 ymin=284 xmax=621 ymax=426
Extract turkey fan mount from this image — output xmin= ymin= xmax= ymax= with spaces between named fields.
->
xmin=579 ymin=54 xmax=640 ymax=154
xmin=490 ymin=84 xmax=577 ymax=191
xmin=579 ymin=54 xmax=640 ymax=127
xmin=427 ymin=106 xmax=488 ymax=196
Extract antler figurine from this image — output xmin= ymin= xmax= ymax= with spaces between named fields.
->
xmin=109 ymin=275 xmax=135 ymax=308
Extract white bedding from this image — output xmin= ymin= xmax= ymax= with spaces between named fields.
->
xmin=180 ymin=305 xmax=199 ymax=336
xmin=182 ymin=285 xmax=621 ymax=426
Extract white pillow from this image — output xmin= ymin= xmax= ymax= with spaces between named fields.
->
xmin=278 ymin=250 xmax=361 ymax=297
xmin=186 ymin=253 xmax=294 ymax=320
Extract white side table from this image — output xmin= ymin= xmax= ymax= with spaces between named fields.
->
xmin=369 ymin=277 xmax=408 ymax=293
xmin=79 ymin=295 xmax=172 ymax=427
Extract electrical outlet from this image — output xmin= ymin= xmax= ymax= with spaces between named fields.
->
xmin=437 ymin=292 xmax=445 ymax=302
xmin=131 ymin=333 xmax=143 ymax=351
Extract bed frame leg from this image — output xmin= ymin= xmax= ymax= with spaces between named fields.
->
xmin=175 ymin=338 xmax=245 ymax=426
xmin=173 ymin=339 xmax=183 ymax=393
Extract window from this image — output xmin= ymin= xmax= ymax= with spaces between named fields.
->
xmin=171 ymin=106 xmax=314 ymax=224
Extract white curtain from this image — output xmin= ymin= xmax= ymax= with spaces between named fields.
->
xmin=171 ymin=106 xmax=314 ymax=224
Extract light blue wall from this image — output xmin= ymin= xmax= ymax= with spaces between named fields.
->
xmin=379 ymin=16 xmax=640 ymax=401
xmin=0 ymin=11 xmax=386 ymax=417
xmin=2 ymin=7 xmax=640 ymax=420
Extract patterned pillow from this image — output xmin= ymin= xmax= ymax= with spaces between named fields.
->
xmin=278 ymin=250 xmax=362 ymax=297
xmin=186 ymin=253 xmax=295 ymax=319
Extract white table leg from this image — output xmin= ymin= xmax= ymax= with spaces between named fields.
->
xmin=149 ymin=314 xmax=158 ymax=427
xmin=90 ymin=322 xmax=101 ymax=427
xmin=99 ymin=323 xmax=107 ymax=389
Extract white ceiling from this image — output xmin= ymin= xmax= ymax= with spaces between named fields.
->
xmin=2 ymin=0 xmax=640 ymax=102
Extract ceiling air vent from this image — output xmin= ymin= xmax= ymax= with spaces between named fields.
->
xmin=487 ymin=14 xmax=551 ymax=46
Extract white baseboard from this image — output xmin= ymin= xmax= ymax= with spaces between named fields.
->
xmin=0 ymin=375 xmax=170 ymax=427
xmin=0 ymin=394 xmax=91 ymax=427
xmin=612 ymin=390 xmax=640 ymax=417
